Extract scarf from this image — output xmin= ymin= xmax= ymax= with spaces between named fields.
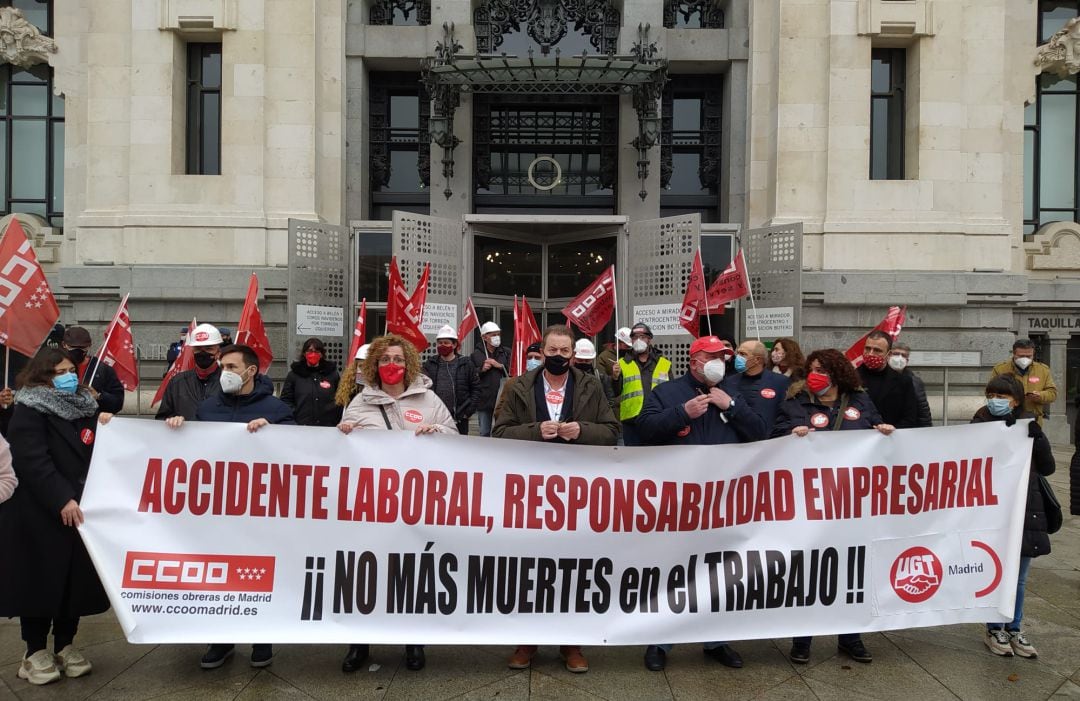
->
xmin=15 ymin=385 xmax=99 ymax=421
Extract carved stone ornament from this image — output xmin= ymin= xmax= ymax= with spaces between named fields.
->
xmin=1025 ymin=221 xmax=1080 ymax=271
xmin=1035 ymin=16 xmax=1080 ymax=78
xmin=0 ymin=7 xmax=57 ymax=69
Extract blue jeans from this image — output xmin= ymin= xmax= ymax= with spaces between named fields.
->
xmin=477 ymin=410 xmax=493 ymax=437
xmin=655 ymin=641 xmax=727 ymax=653
xmin=987 ymin=556 xmax=1032 ymax=633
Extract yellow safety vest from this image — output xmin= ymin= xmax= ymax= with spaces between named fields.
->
xmin=619 ymin=356 xmax=672 ymax=421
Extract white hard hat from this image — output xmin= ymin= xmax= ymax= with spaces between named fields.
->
xmin=574 ymin=338 xmax=597 ymax=360
xmin=480 ymin=321 xmax=500 ymax=335
xmin=356 ymin=343 xmax=370 ymax=360
xmin=616 ymin=327 xmax=632 ymax=345
xmin=436 ymin=324 xmax=458 ymax=340
xmin=189 ymin=323 xmax=223 ymax=347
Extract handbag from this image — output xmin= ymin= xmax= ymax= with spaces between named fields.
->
xmin=1038 ymin=475 xmax=1063 ymax=535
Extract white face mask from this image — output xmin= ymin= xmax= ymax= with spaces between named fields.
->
xmin=703 ymin=359 xmax=726 ymax=384
xmin=632 ymin=339 xmax=648 ymax=354
xmin=220 ymin=370 xmax=245 ymax=394
xmin=888 ymin=355 xmax=908 ymax=371
xmin=1014 ymin=356 xmax=1033 ymax=371
xmin=489 ymin=335 xmax=501 ymax=348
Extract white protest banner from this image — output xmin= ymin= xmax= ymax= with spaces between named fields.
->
xmin=79 ymin=419 xmax=1033 ymax=645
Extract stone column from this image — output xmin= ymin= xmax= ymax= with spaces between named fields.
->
xmin=1044 ymin=333 xmax=1072 ymax=444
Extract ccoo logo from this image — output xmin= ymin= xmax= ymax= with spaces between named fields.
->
xmin=890 ymin=546 xmax=943 ymax=603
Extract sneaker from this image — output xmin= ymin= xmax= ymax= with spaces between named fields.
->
xmin=250 ymin=644 xmax=274 ymax=668
xmin=984 ymin=628 xmax=1013 ymax=657
xmin=789 ymin=641 xmax=811 ymax=664
xmin=18 ymin=649 xmax=61 ymax=685
xmin=837 ymin=638 xmax=872 ymax=663
xmin=200 ymin=644 xmax=236 ymax=669
xmin=55 ymin=645 xmax=92 ymax=677
xmin=560 ymin=646 xmax=589 ymax=673
xmin=508 ymin=645 xmax=537 ymax=670
xmin=1009 ymin=631 xmax=1038 ymax=658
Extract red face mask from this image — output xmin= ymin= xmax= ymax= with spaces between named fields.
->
xmin=304 ymin=351 xmax=321 ymax=366
xmin=862 ymin=353 xmax=887 ymax=371
xmin=436 ymin=344 xmax=454 ymax=357
xmin=378 ymin=363 xmax=406 ymax=386
xmin=806 ymin=371 xmax=832 ymax=396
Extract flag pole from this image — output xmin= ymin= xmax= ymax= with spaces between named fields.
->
xmin=4 ymin=345 xmax=9 ymax=388
xmin=742 ymin=250 xmax=761 ymax=342
xmin=89 ymin=292 xmax=128 ymax=387
xmin=611 ymin=264 xmax=620 ymax=351
xmin=699 ymin=249 xmax=713 ymax=337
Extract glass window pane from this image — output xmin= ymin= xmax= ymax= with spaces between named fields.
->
xmin=1042 ymin=1 xmax=1079 ymax=42
xmin=870 ymin=98 xmax=889 ymax=180
xmin=474 ymin=236 xmax=543 ymax=297
xmin=9 ymin=201 xmax=46 ymax=217
xmin=871 ymin=54 xmax=892 ymax=93
xmin=390 ymin=95 xmax=419 ymax=131
xmin=1041 ymin=210 xmax=1070 ymax=227
xmin=1039 ymin=93 xmax=1076 ymax=209
xmin=201 ymin=46 xmax=222 ymax=89
xmin=11 ymin=120 xmax=46 ymax=199
xmin=669 ymin=152 xmax=707 ymax=194
xmin=1025 ymin=129 xmax=1036 ymax=222
xmin=52 ymin=122 xmax=64 ymax=213
xmin=12 ymin=85 xmax=47 ymax=116
xmin=12 ymin=64 xmax=47 ymax=83
xmin=387 ymin=149 xmax=422 ymax=191
xmin=0 ymin=127 xmax=5 ymax=205
xmin=673 ymin=97 xmax=702 ymax=131
xmin=1025 ymin=100 xmax=1037 ymax=127
xmin=1040 ymin=73 xmax=1077 ymax=91
xmin=547 ymin=237 xmax=617 ymax=298
xmin=201 ymin=92 xmax=220 ymax=174
xmin=13 ymin=0 xmax=48 ymax=33
xmin=52 ymin=91 xmax=64 ymax=117
xmin=0 ymin=68 xmax=7 ymax=115
xmin=356 ymin=231 xmax=392 ymax=302
xmin=391 ymin=5 xmax=420 ymax=25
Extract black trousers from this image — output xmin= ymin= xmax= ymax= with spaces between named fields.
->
xmin=21 ymin=616 xmax=79 ymax=655
xmin=455 ymin=418 xmax=470 ymax=435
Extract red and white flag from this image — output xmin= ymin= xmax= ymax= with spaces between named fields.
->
xmin=679 ymin=250 xmax=707 ymax=338
xmin=511 ymin=296 xmax=542 ymax=376
xmin=704 ymin=249 xmax=750 ymax=311
xmin=407 ymin=263 xmax=431 ymax=326
xmin=562 ymin=265 xmax=616 ymax=337
xmin=846 ymin=306 xmax=907 ymax=367
xmin=347 ymin=299 xmax=367 ymax=361
xmin=153 ymin=317 xmax=196 ymax=406
xmin=0 ymin=218 xmax=60 ymax=356
xmin=458 ymin=297 xmax=479 ymax=342
xmin=236 ymin=273 xmax=273 ymax=373
xmin=93 ymin=293 xmax=139 ymax=390
xmin=386 ymin=257 xmax=429 ymax=352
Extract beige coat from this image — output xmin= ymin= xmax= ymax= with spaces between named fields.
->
xmin=0 ymin=434 xmax=14 ymax=503
xmin=342 ymin=374 xmax=457 ymax=433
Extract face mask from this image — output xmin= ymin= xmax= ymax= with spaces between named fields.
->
xmin=193 ymin=352 xmax=217 ymax=370
xmin=378 ymin=363 xmax=406 ymax=386
xmin=575 ymin=362 xmax=594 ymax=373
xmin=66 ymin=348 xmax=87 ymax=365
xmin=703 ymin=359 xmax=726 ymax=384
xmin=806 ymin=371 xmax=832 ymax=396
xmin=544 ymin=354 xmax=570 ymax=375
xmin=489 ymin=336 xmax=501 ymax=348
xmin=987 ymin=397 xmax=1013 ymax=417
xmin=220 ymin=370 xmax=245 ymax=394
xmin=733 ymin=356 xmax=748 ymax=373
xmin=1014 ymin=356 xmax=1033 ymax=371
xmin=888 ymin=355 xmax=908 ymax=371
xmin=304 ymin=351 xmax=322 ymax=366
xmin=355 ymin=370 xmax=364 ymax=384
xmin=632 ymin=339 xmax=648 ymax=354
xmin=526 ymin=358 xmax=543 ymax=372
xmin=53 ymin=372 xmax=78 ymax=394
xmin=437 ymin=345 xmax=454 ymax=357
xmin=771 ymin=349 xmax=785 ymax=365
xmin=862 ymin=353 xmax=887 ymax=371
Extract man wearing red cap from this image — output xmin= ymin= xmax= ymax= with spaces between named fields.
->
xmin=636 ymin=335 xmax=767 ymax=672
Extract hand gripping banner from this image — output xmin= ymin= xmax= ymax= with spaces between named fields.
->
xmin=79 ymin=419 xmax=1034 ymax=645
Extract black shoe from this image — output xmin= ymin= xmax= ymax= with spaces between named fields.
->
xmin=837 ymin=639 xmax=872 ymax=663
xmin=250 ymin=644 xmax=274 ymax=668
xmin=704 ymin=644 xmax=743 ymax=669
xmin=342 ymin=644 xmax=369 ymax=673
xmin=644 ymin=645 xmax=667 ymax=671
xmin=200 ymin=644 xmax=235 ymax=670
xmin=789 ymin=641 xmax=811 ymax=664
xmin=405 ymin=645 xmax=425 ymax=671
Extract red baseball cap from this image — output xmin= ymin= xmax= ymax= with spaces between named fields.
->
xmin=690 ymin=336 xmax=726 ymax=356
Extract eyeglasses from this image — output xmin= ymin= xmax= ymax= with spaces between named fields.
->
xmin=379 ymin=356 xmax=406 ymax=364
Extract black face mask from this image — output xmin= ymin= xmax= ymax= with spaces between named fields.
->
xmin=574 ymin=362 xmax=594 ymax=373
xmin=544 ymin=355 xmax=571 ymax=375
xmin=66 ymin=348 xmax=87 ymax=365
xmin=193 ymin=352 xmax=217 ymax=369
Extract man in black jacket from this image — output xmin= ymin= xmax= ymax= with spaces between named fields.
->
xmin=857 ymin=330 xmax=919 ymax=429
xmin=155 ymin=323 xmax=224 ymax=421
xmin=471 ymin=321 xmax=510 ymax=436
xmin=423 ymin=325 xmax=480 ymax=435
xmin=62 ymin=327 xmax=125 ymax=414
xmin=888 ymin=341 xmax=932 ymax=427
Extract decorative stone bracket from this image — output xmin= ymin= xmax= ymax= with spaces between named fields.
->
xmin=159 ymin=0 xmax=236 ymax=36
xmin=1025 ymin=221 xmax=1080 ymax=271
xmin=1035 ymin=16 xmax=1080 ymax=78
xmin=857 ymin=0 xmax=935 ymax=41
xmin=0 ymin=7 xmax=57 ymax=68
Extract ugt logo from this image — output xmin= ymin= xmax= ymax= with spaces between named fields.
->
xmin=890 ymin=546 xmax=943 ymax=603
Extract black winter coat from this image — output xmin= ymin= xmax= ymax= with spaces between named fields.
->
xmin=280 ymin=359 xmax=342 ymax=427
xmin=1071 ymin=412 xmax=1080 ymax=516
xmin=196 ymin=374 xmax=296 ymax=425
xmin=0 ymin=403 xmax=110 ymax=617
xmin=638 ymin=372 xmax=767 ymax=446
xmin=155 ymin=366 xmax=222 ymax=420
xmin=771 ymin=384 xmax=884 ymax=437
xmin=722 ymin=370 xmax=791 ymax=437
xmin=471 ymin=345 xmax=511 ymax=412
xmin=80 ymin=356 xmax=126 ymax=414
xmin=858 ymin=366 xmax=919 ymax=428
xmin=971 ymin=408 xmax=1055 ymax=558
xmin=422 ymin=355 xmax=480 ymax=421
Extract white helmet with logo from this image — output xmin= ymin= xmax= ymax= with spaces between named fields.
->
xmin=616 ymin=327 xmax=632 ymax=346
xmin=436 ymin=324 xmax=458 ymax=341
xmin=356 ymin=343 xmax=371 ymax=360
xmin=480 ymin=321 xmax=501 ymax=335
xmin=574 ymin=338 xmax=597 ymax=360
xmin=189 ymin=323 xmax=223 ymax=347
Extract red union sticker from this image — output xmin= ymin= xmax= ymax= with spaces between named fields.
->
xmin=122 ymin=552 xmax=275 ymax=592
xmin=760 ymin=388 xmax=776 ymax=399
xmin=403 ymin=409 xmax=424 ymax=423
xmin=890 ymin=546 xmax=943 ymax=603
xmin=843 ymin=407 xmax=861 ymax=421
xmin=545 ymin=390 xmax=564 ymax=405
xmin=194 ymin=331 xmax=210 ymax=342
xmin=677 ymin=426 xmax=691 ymax=437
xmin=80 ymin=428 xmax=95 ymax=445
xmin=810 ymin=413 xmax=829 ymax=428
xmin=1028 ymin=376 xmax=1040 ymax=383
xmin=319 ymin=380 xmax=332 ymax=389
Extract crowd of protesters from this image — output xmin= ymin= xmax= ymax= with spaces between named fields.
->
xmin=0 ymin=317 xmax=1071 ymax=686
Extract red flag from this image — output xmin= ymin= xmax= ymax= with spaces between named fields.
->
xmin=0 ymin=218 xmax=60 ymax=356
xmin=846 ymin=306 xmax=907 ymax=367
xmin=347 ymin=299 xmax=367 ymax=361
xmin=458 ymin=297 xmax=479 ymax=342
xmin=94 ymin=293 xmax=139 ymax=390
xmin=704 ymin=249 xmax=750 ymax=310
xmin=561 ymin=265 xmax=616 ymax=336
xmin=153 ymin=317 xmax=196 ymax=406
xmin=679 ymin=251 xmax=707 ymax=337
xmin=407 ymin=263 xmax=431 ymax=325
xmin=510 ymin=296 xmax=522 ymax=376
xmin=386 ymin=257 xmax=429 ymax=352
xmin=515 ymin=296 xmax=542 ymax=376
xmin=236 ymin=273 xmax=273 ymax=373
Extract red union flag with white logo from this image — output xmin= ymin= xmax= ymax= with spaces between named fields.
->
xmin=561 ymin=265 xmax=616 ymax=337
xmin=845 ymin=306 xmax=907 ymax=367
xmin=96 ymin=293 xmax=139 ymax=390
xmin=153 ymin=317 xmax=196 ymax=407
xmin=236 ymin=273 xmax=274 ymax=373
xmin=347 ymin=298 xmax=367 ymax=362
xmin=0 ymin=218 xmax=60 ymax=356
xmin=703 ymin=249 xmax=750 ymax=311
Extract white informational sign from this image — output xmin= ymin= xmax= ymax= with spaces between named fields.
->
xmin=295 ymin=305 xmax=344 ymax=337
xmin=631 ymin=304 xmax=686 ymax=336
xmin=81 ymin=419 xmax=1032 ymax=645
xmin=909 ymin=351 xmax=982 ymax=367
xmin=744 ymin=306 xmax=795 ymax=338
xmin=420 ymin=303 xmax=458 ymax=336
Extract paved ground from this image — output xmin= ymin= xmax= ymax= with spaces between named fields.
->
xmin=2 ymin=444 xmax=1079 ymax=701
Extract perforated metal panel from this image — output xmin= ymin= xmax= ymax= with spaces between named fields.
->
xmin=288 ymin=219 xmax=350 ymax=369
xmin=392 ymin=212 xmax=463 ymax=356
xmin=739 ymin=223 xmax=803 ymax=343
xmin=626 ymin=214 xmax=701 ymax=376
